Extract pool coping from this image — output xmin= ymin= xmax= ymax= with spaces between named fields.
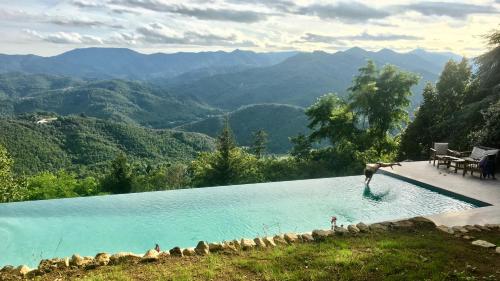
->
xmin=379 ymin=170 xmax=492 ymax=207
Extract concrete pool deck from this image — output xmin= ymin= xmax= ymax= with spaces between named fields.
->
xmin=380 ymin=161 xmax=500 ymax=226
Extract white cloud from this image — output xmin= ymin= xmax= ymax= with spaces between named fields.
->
xmin=24 ymin=29 xmax=103 ymax=44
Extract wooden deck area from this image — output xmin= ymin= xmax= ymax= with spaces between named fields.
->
xmin=380 ymin=161 xmax=500 ymax=226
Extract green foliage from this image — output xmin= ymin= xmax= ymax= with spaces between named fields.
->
xmin=102 ymin=154 xmax=133 ymax=194
xmin=349 ymin=61 xmax=420 ymax=139
xmin=289 ymin=133 xmax=312 ymax=161
xmin=26 ymin=171 xmax=99 ymax=200
xmin=0 ymin=144 xmax=26 ymax=202
xmin=400 ymin=28 xmax=500 ymax=160
xmin=250 ymin=130 xmax=268 ymax=158
xmin=190 ymin=148 xmax=264 ymax=187
xmin=300 ymin=61 xmax=417 ymax=171
xmin=190 ymin=120 xmax=264 ymax=187
xmin=131 ymin=163 xmax=190 ymax=193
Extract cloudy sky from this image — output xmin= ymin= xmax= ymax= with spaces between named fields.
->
xmin=1 ymin=0 xmax=499 ymax=56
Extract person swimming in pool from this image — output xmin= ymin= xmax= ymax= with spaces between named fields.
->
xmin=364 ymin=162 xmax=401 ymax=185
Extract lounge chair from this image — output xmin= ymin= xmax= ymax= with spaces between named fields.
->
xmin=459 ymin=146 xmax=499 ymax=178
xmin=429 ymin=142 xmax=451 ymax=167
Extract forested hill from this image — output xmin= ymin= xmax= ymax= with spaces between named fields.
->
xmin=166 ymin=48 xmax=461 ymax=110
xmin=0 ymin=115 xmax=215 ymax=175
xmin=0 ymin=73 xmax=219 ymax=128
xmin=176 ymin=104 xmax=309 ymax=153
xmin=0 ymin=48 xmax=296 ymax=80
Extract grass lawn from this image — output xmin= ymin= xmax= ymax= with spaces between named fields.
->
xmin=9 ymin=227 xmax=500 ymax=281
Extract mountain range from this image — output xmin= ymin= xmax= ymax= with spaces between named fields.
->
xmin=0 ymin=47 xmax=462 ymax=157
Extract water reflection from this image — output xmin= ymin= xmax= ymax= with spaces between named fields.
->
xmin=363 ymin=184 xmax=389 ymax=202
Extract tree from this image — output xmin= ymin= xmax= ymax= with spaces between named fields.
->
xmin=435 ymin=58 xmax=472 ymax=119
xmin=102 ymin=153 xmax=133 ymax=194
xmin=0 ymin=144 xmax=26 ymax=202
xmin=399 ymin=58 xmax=475 ymax=159
xmin=349 ymin=61 xmax=420 ymax=140
xmin=305 ymin=94 xmax=358 ymax=146
xmin=251 ymin=130 xmax=268 ymax=158
xmin=290 ymin=133 xmax=312 ymax=161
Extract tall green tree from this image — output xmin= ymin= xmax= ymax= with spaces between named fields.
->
xmin=0 ymin=144 xmax=26 ymax=202
xmin=251 ymin=130 xmax=268 ymax=158
xmin=102 ymin=153 xmax=133 ymax=194
xmin=399 ymin=58 xmax=475 ymax=159
xmin=349 ymin=61 xmax=420 ymax=141
xmin=289 ymin=133 xmax=312 ymax=161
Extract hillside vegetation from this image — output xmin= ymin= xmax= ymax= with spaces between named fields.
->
xmin=0 ymin=115 xmax=215 ymax=175
xmin=0 ymin=74 xmax=219 ymax=128
xmin=177 ymin=104 xmax=309 ymax=153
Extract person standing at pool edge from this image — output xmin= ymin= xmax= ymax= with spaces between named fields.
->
xmin=365 ymin=162 xmax=401 ymax=185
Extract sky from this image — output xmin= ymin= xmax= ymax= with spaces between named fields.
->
xmin=0 ymin=0 xmax=499 ymax=56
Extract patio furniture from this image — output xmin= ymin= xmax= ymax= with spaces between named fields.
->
xmin=429 ymin=143 xmax=450 ymax=166
xmin=459 ymin=146 xmax=499 ymax=178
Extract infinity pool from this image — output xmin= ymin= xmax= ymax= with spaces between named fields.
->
xmin=0 ymin=175 xmax=477 ymax=267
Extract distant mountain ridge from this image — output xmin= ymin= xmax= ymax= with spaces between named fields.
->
xmin=0 ymin=48 xmax=297 ymax=80
xmin=166 ymin=47 xmax=462 ymax=109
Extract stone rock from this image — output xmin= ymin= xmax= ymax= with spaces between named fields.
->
xmin=142 ymin=249 xmax=160 ymax=262
xmin=254 ymin=237 xmax=267 ymax=248
xmin=273 ymin=234 xmax=288 ymax=245
xmin=474 ymin=224 xmax=490 ymax=231
xmin=38 ymin=258 xmax=69 ymax=272
xmin=462 ymin=235 xmax=473 ymax=240
xmin=452 ymin=226 xmax=468 ymax=234
xmin=182 ymin=248 xmax=196 ymax=257
xmin=464 ymin=225 xmax=480 ymax=232
xmin=471 ymin=240 xmax=496 ymax=248
xmin=485 ymin=224 xmax=500 ymax=230
xmin=69 ymin=254 xmax=94 ymax=267
xmin=14 ymin=265 xmax=31 ymax=276
xmin=391 ymin=220 xmax=415 ymax=229
xmin=110 ymin=252 xmax=142 ymax=264
xmin=284 ymin=233 xmax=299 ymax=243
xmin=334 ymin=226 xmax=349 ymax=236
xmin=0 ymin=265 xmax=14 ymax=273
xmin=301 ymin=233 xmax=314 ymax=242
xmin=347 ymin=224 xmax=360 ymax=234
xmin=209 ymin=242 xmax=224 ymax=252
xmin=356 ymin=223 xmax=369 ymax=232
xmin=409 ymin=217 xmax=436 ymax=228
xmin=312 ymin=229 xmax=333 ymax=240
xmin=95 ymin=253 xmax=110 ymax=266
xmin=195 ymin=241 xmax=210 ymax=255
xmin=436 ymin=225 xmax=454 ymax=234
xmin=263 ymin=237 xmax=276 ymax=247
xmin=496 ymin=247 xmax=500 ymax=254
xmin=169 ymin=247 xmax=183 ymax=257
xmin=369 ymin=223 xmax=388 ymax=232
xmin=240 ymin=238 xmax=256 ymax=250
xmin=231 ymin=239 xmax=241 ymax=250
xmin=221 ymin=242 xmax=238 ymax=254
xmin=159 ymin=251 xmax=171 ymax=258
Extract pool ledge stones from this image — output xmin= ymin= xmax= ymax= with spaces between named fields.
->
xmin=2 ymin=218 xmax=500 ymax=278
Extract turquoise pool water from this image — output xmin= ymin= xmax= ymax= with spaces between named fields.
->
xmin=0 ymin=175 xmax=477 ymax=267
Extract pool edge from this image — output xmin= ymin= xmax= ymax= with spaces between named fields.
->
xmin=379 ymin=170 xmax=491 ymax=207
